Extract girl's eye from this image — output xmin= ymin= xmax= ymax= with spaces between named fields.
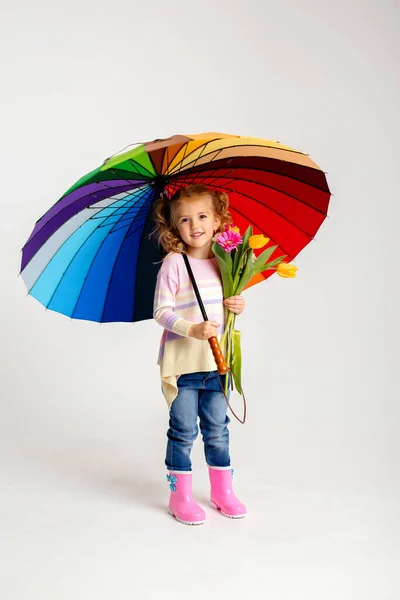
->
xmin=181 ymin=215 xmax=207 ymax=223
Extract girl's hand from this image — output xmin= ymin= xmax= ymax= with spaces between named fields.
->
xmin=223 ymin=295 xmax=245 ymax=315
xmin=188 ymin=321 xmax=220 ymax=340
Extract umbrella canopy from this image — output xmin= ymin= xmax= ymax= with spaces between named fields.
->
xmin=20 ymin=132 xmax=331 ymax=323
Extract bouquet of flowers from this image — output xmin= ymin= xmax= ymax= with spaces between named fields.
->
xmin=212 ymin=224 xmax=298 ymax=396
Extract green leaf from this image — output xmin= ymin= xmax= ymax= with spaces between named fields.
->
xmin=232 ymin=246 xmax=240 ymax=274
xmin=253 ymin=245 xmax=277 ymax=274
xmin=212 ymin=242 xmax=234 ymax=297
xmin=231 ymin=329 xmax=242 ymax=394
xmin=233 ymin=226 xmax=252 ymax=276
xmin=235 ymin=249 xmax=255 ymax=295
xmin=259 ymin=255 xmax=287 ymax=272
xmin=212 ymin=240 xmax=233 ymax=272
xmin=242 ymin=225 xmax=253 ymax=248
xmin=233 ymin=241 xmax=243 ymax=274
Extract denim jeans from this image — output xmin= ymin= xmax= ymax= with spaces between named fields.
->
xmin=165 ymin=370 xmax=231 ymax=472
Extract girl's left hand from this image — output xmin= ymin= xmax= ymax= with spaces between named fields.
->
xmin=223 ymin=295 xmax=245 ymax=315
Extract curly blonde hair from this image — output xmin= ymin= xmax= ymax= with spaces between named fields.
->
xmin=150 ymin=184 xmax=232 ymax=258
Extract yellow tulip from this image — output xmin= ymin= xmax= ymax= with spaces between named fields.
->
xmin=276 ymin=262 xmax=298 ymax=278
xmin=249 ymin=234 xmax=270 ymax=249
xmin=228 ymin=225 xmax=241 ymax=234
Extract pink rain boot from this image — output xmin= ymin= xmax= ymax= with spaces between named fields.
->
xmin=166 ymin=472 xmax=205 ymax=526
xmin=208 ymin=466 xmax=247 ymax=518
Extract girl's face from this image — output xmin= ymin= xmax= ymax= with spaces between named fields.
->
xmin=175 ymin=195 xmax=221 ymax=257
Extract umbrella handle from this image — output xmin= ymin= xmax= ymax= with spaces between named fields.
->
xmin=208 ymin=344 xmax=247 ymax=424
xmin=208 ymin=337 xmax=229 ymax=374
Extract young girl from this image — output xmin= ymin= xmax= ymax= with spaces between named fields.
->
xmin=152 ymin=183 xmax=247 ymax=525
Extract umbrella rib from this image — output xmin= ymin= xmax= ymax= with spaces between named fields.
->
xmin=166 ymin=137 xmax=227 ymax=177
xmin=101 ymin=164 xmax=151 ymax=180
xmin=86 ymin=188 xmax=142 ymax=211
xmin=88 ymin=194 xmax=137 ymax=216
xmin=161 ymin=141 xmax=186 ymax=182
xmin=170 ymin=141 xmax=212 ymax=190
xmin=104 ymin=160 xmax=155 ymax=179
xmin=126 ymin=158 xmax=156 ymax=178
xmin=77 ymin=177 xmax=147 ymax=193
xmin=161 ymin=137 xmax=209 ymax=186
xmin=105 ymin=167 xmax=151 ymax=182
xmin=146 ymin=154 xmax=159 ymax=180
xmin=164 ymin=139 xmax=206 ymax=179
xmin=174 ymin=153 xmax=235 ymax=195
xmin=167 ymin=146 xmax=226 ymax=197
xmin=97 ymin=215 xmax=147 ymax=235
xmin=94 ymin=208 xmax=146 ymax=228
xmin=167 ymin=141 xmax=193 ymax=197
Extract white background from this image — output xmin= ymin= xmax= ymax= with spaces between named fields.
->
xmin=1 ymin=0 xmax=399 ymax=598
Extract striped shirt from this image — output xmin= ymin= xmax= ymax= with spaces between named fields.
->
xmin=153 ymin=251 xmax=226 ymax=407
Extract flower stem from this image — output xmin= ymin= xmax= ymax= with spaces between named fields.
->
xmin=220 ymin=309 xmax=234 ymax=350
xmin=221 ymin=310 xmax=237 ymax=396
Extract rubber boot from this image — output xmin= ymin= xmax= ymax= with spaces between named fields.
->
xmin=208 ymin=466 xmax=247 ymax=518
xmin=166 ymin=472 xmax=205 ymax=525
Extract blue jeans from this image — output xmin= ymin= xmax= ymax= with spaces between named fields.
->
xmin=165 ymin=370 xmax=231 ymax=472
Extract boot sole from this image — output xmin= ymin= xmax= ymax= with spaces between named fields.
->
xmin=210 ymin=501 xmax=247 ymax=519
xmin=168 ymin=508 xmax=205 ymax=525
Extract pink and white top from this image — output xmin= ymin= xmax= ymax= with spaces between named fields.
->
xmin=153 ymin=251 xmax=226 ymax=407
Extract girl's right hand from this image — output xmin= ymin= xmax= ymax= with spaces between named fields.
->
xmin=188 ymin=321 xmax=220 ymax=340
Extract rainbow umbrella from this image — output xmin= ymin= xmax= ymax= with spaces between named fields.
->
xmin=20 ymin=132 xmax=331 ymax=323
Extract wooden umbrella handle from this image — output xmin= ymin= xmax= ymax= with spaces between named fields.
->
xmin=208 ymin=337 xmax=229 ymax=374
xmin=208 ymin=337 xmax=247 ymax=424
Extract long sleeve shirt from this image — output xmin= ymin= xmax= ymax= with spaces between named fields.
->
xmin=153 ymin=251 xmax=226 ymax=408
